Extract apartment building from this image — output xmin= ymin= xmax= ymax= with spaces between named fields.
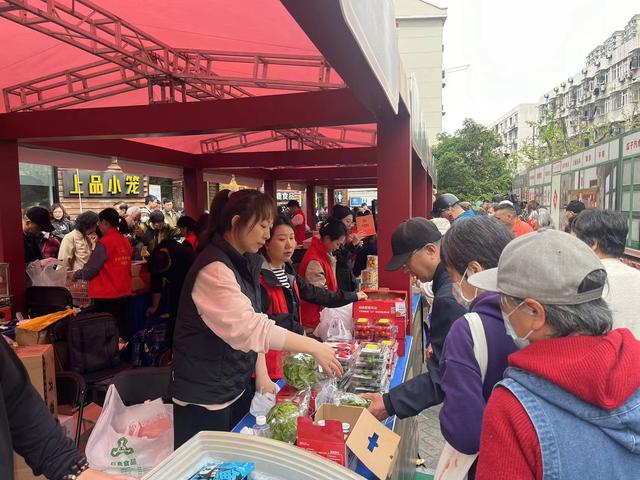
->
xmin=538 ymin=15 xmax=640 ymax=142
xmin=490 ymin=104 xmax=539 ymax=155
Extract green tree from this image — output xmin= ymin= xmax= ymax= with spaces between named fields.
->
xmin=433 ymin=119 xmax=513 ymax=202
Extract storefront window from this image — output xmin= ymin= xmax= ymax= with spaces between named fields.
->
xmin=19 ymin=163 xmax=55 ymax=209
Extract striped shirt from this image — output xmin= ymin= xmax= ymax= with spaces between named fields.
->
xmin=272 ymin=267 xmax=291 ymax=289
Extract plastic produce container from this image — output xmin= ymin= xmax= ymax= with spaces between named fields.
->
xmin=142 ymin=431 xmax=364 ymax=480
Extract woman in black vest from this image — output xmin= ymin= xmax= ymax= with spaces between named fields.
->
xmin=170 ymin=189 xmax=343 ymax=448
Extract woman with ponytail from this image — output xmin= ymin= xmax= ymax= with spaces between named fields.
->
xmin=73 ymin=208 xmax=132 ymax=339
xmin=171 ymin=190 xmax=344 ymax=448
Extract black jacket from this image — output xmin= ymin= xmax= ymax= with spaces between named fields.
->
xmin=150 ymin=239 xmax=196 ymax=315
xmin=0 ymin=339 xmax=80 ymax=479
xmin=171 ymin=235 xmax=261 ymax=405
xmin=334 ymin=242 xmax=361 ymax=291
xmin=260 ymin=261 xmax=358 ymax=334
xmin=383 ymin=263 xmax=467 ymax=419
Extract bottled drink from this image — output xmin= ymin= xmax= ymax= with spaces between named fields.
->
xmin=253 ymin=415 xmax=270 ymax=438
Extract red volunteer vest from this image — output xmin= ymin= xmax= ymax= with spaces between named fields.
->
xmin=88 ymin=229 xmax=133 ymax=299
xmin=292 ymin=208 xmax=307 ymax=244
xmin=298 ymin=237 xmax=338 ymax=329
xmin=260 ymin=274 xmax=301 ymax=379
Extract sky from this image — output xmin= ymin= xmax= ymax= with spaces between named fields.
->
xmin=437 ymin=0 xmax=639 ymax=133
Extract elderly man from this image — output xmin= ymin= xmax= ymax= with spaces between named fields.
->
xmin=470 ymin=229 xmax=640 ymax=479
xmin=432 ymin=193 xmax=475 ymax=223
xmin=572 ymin=209 xmax=640 ymax=338
xmin=493 ymin=202 xmax=533 ymax=237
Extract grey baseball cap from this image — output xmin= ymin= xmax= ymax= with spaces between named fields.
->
xmin=468 ymin=229 xmax=606 ymax=305
xmin=385 ymin=217 xmax=442 ymax=271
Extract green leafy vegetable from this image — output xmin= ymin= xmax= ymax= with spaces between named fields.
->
xmin=283 ymin=353 xmax=318 ymax=390
xmin=266 ymin=402 xmax=301 ymax=443
xmin=339 ymin=392 xmax=371 ymax=408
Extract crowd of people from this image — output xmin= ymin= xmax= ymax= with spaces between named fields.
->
xmin=8 ymin=187 xmax=640 ymax=479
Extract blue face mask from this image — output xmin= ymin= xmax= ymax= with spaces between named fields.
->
xmin=502 ymin=301 xmax=533 ymax=349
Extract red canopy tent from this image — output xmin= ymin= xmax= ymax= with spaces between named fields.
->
xmin=0 ymin=0 xmax=435 ymax=309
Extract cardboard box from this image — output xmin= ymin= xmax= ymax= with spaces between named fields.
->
xmin=14 ymin=345 xmax=57 ymax=416
xmin=314 ymin=404 xmax=400 ymax=480
xmin=353 ymin=289 xmax=409 ymax=356
xmin=16 ymin=328 xmax=50 ymax=346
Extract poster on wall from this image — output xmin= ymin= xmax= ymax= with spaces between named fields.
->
xmin=551 ymin=175 xmax=561 ymax=231
xmin=543 ymin=185 xmax=551 ymax=208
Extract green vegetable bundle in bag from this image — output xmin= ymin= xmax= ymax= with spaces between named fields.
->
xmin=283 ymin=353 xmax=318 ymax=390
xmin=266 ymin=401 xmax=303 ymax=444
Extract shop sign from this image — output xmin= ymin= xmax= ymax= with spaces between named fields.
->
xmin=276 ymin=191 xmax=298 ymax=201
xmin=535 ymin=167 xmax=544 ymax=185
xmin=543 ymin=164 xmax=553 ymax=183
xmin=552 ymin=162 xmax=562 ymax=175
xmin=561 ymin=156 xmax=571 ymax=172
xmin=609 ymin=139 xmax=620 ymax=160
xmin=571 ymin=153 xmax=583 ymax=171
xmin=595 ymin=144 xmax=609 ymax=164
xmin=528 ymin=171 xmax=536 ymax=185
xmin=62 ymin=170 xmax=143 ymax=198
xmin=583 ymin=149 xmax=595 ymax=167
xmin=623 ymin=131 xmax=640 ymax=158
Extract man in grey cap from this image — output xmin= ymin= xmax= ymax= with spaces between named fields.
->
xmin=470 ymin=229 xmax=640 ymax=478
xmin=22 ymin=206 xmax=55 ymax=263
xmin=364 ymin=217 xmax=466 ymax=420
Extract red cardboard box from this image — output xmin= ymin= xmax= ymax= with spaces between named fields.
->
xmin=297 ymin=417 xmax=347 ymax=466
xmin=276 ymin=384 xmax=318 ymax=415
xmin=353 ymin=289 xmax=409 ymax=355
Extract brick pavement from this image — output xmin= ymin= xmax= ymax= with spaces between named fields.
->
xmin=416 ymin=404 xmax=444 ymax=475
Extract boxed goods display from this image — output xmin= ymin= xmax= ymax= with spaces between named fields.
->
xmin=313 ymin=404 xmax=401 ymax=480
xmin=353 ymin=289 xmax=408 ymax=355
xmin=348 ymin=342 xmax=394 ymax=394
xmin=297 ymin=417 xmax=350 ymax=467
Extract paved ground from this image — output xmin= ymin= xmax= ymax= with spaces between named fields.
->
xmin=416 ymin=404 xmax=444 ymax=476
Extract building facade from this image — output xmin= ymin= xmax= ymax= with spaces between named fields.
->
xmin=538 ymin=15 xmax=640 ymax=142
xmin=395 ymin=0 xmax=447 ymax=146
xmin=490 ymin=104 xmax=539 ymax=156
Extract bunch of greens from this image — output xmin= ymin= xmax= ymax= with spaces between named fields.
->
xmin=339 ymin=392 xmax=371 ymax=408
xmin=266 ymin=402 xmax=301 ymax=443
xmin=283 ymin=353 xmax=318 ymax=390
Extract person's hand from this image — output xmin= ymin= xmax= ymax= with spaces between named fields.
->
xmin=78 ymin=469 xmax=136 ymax=479
xmin=356 ymin=291 xmax=368 ymax=301
xmin=425 ymin=344 xmax=433 ymax=364
xmin=310 ymin=341 xmax=343 ymax=378
xmin=145 ymin=306 xmax=157 ymax=317
xmin=362 ymin=393 xmax=390 ymax=421
xmin=351 ymin=232 xmax=365 ymax=246
xmin=256 ymin=375 xmax=278 ymax=395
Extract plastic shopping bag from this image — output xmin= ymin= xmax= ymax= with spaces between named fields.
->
xmin=86 ymin=384 xmax=173 ymax=478
xmin=313 ymin=304 xmax=353 ymax=341
xmin=26 ymin=258 xmax=67 ymax=287
xmin=249 ymin=384 xmax=280 ymax=418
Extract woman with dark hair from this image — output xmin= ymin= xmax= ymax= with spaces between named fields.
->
xmin=177 ymin=215 xmax=199 ymax=250
xmin=298 ymin=218 xmax=348 ymax=332
xmin=58 ymin=210 xmax=99 ymax=271
xmin=171 ymin=190 xmax=343 ymax=448
xmin=73 ymin=208 xmax=132 ymax=339
xmin=260 ymin=215 xmax=366 ymax=378
xmin=50 ymin=203 xmax=74 ymax=241
xmin=427 ymin=217 xmax=517 ymax=479
xmin=331 ymin=204 xmax=364 ymax=291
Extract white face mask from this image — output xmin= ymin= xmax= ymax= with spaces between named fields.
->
xmin=451 ymin=267 xmax=477 ymax=309
xmin=502 ymin=301 xmax=533 ymax=349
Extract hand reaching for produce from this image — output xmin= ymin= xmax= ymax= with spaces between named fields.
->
xmin=356 ymin=291 xmax=368 ymax=301
xmin=362 ymin=393 xmax=390 ymax=421
xmin=311 ymin=342 xmax=343 ymax=378
xmin=256 ymin=376 xmax=278 ymax=395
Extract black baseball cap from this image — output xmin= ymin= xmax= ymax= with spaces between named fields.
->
xmin=385 ymin=217 xmax=442 ymax=271
xmin=26 ymin=206 xmax=54 ymax=232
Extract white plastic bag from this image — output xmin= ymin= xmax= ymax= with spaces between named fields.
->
xmin=26 ymin=258 xmax=67 ymax=287
xmin=313 ymin=304 xmax=354 ymax=341
xmin=86 ymin=384 xmax=173 ymax=478
xmin=249 ymin=384 xmax=280 ymax=418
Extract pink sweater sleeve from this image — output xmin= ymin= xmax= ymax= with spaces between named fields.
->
xmin=191 ymin=262 xmax=288 ymax=353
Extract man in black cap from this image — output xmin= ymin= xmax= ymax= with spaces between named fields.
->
xmin=22 ymin=206 xmax=55 ymax=263
xmin=363 ymin=217 xmax=466 ymax=420
xmin=433 ymin=193 xmax=475 ymax=223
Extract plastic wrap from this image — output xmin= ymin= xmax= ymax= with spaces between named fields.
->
xmin=282 ymin=353 xmax=318 ymax=390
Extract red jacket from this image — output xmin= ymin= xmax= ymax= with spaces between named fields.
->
xmin=260 ymin=274 xmax=301 ymax=379
xmin=298 ymin=237 xmax=337 ymax=329
xmin=89 ymin=229 xmax=132 ymax=299
xmin=290 ymin=208 xmax=307 ymax=244
xmin=477 ymin=329 xmax=640 ymax=480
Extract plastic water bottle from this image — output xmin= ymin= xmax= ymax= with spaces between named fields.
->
xmin=253 ymin=415 xmax=269 ymax=437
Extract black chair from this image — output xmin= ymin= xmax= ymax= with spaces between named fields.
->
xmin=25 ymin=286 xmax=74 ymax=317
xmin=56 ymin=371 xmax=86 ymax=448
xmin=111 ymin=367 xmax=171 ymax=405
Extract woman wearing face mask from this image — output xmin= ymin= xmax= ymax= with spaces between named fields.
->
xmin=432 ymin=216 xmax=517 ymax=479
xmin=298 ymin=218 xmax=348 ymax=333
xmin=260 ymin=215 xmax=367 ymax=378
xmin=171 ymin=191 xmax=343 ymax=448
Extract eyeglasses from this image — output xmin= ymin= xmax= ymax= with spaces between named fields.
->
xmin=401 ymin=246 xmax=428 ymax=273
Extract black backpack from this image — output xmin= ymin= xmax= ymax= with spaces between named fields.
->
xmin=67 ymin=312 xmax=120 ymax=374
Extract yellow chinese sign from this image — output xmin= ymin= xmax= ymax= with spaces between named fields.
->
xmin=63 ymin=170 xmax=144 ymax=198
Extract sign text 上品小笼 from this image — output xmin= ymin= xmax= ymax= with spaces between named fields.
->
xmin=63 ymin=170 xmax=144 ymax=198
